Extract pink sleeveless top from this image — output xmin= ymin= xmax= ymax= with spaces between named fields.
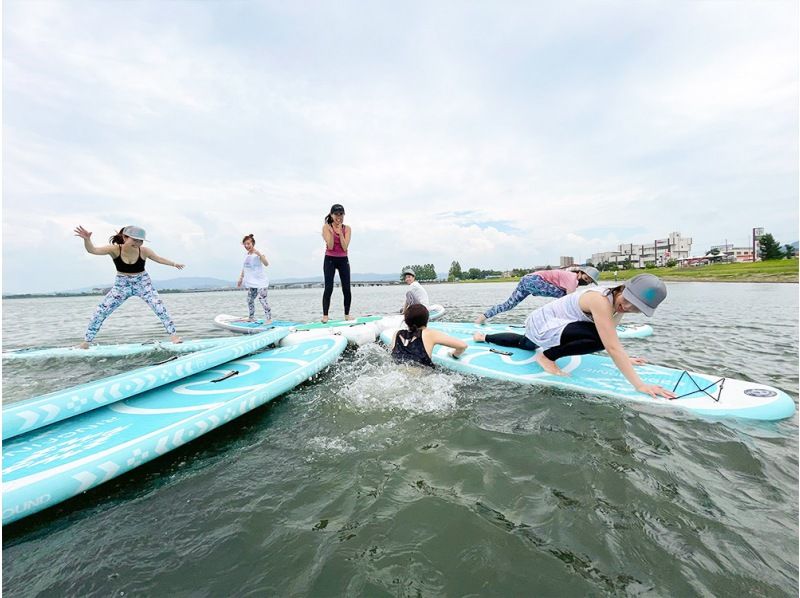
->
xmin=325 ymin=225 xmax=348 ymax=257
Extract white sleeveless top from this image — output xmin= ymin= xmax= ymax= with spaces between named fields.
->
xmin=524 ymin=287 xmax=613 ymax=349
xmin=242 ymin=254 xmax=269 ymax=288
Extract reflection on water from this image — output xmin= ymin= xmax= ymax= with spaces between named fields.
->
xmin=2 ymin=282 xmax=798 ymax=596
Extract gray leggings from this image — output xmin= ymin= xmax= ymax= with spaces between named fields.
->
xmin=247 ymin=287 xmax=271 ymax=319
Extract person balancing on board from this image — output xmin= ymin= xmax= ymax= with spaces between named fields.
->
xmin=475 ymin=266 xmax=600 ymax=324
xmin=74 ymin=225 xmax=184 ymax=348
xmin=473 ymin=274 xmax=677 ymax=399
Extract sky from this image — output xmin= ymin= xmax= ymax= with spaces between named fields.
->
xmin=3 ymin=0 xmax=798 ymax=294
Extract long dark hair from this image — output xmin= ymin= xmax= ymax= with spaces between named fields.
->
xmin=109 ymin=227 xmax=129 ymax=245
xmin=242 ymin=234 xmax=256 ymax=245
xmin=404 ymin=304 xmax=430 ymax=335
xmin=325 ymin=213 xmax=334 ymax=225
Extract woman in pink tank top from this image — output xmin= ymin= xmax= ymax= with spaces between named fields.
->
xmin=321 ymin=204 xmax=352 ymax=322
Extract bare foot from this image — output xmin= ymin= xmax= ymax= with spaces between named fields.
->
xmin=474 ymin=314 xmax=487 ymax=325
xmin=345 ymin=315 xmax=354 ymax=321
xmin=473 ymin=332 xmax=487 ymax=343
xmin=170 ymin=335 xmax=183 ymax=344
xmin=246 ymin=317 xmax=256 ymax=322
xmin=264 ymin=320 xmax=273 ymax=325
xmin=534 ymin=353 xmax=567 ymax=376
xmin=321 ymin=315 xmax=329 ymax=323
xmin=76 ymin=341 xmax=90 ymax=350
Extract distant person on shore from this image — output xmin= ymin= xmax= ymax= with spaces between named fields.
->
xmin=400 ymin=268 xmax=430 ymax=313
xmin=237 ymin=234 xmax=271 ymax=323
xmin=475 ymin=266 xmax=600 ymax=325
xmin=390 ymin=304 xmax=467 ymax=368
xmin=74 ymin=225 xmax=184 ymax=348
xmin=473 ymin=274 xmax=676 ymax=398
xmin=321 ymin=204 xmax=352 ymax=323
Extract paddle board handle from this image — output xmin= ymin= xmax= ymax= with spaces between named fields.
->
xmin=211 ymin=370 xmax=240 ymax=383
xmin=153 ymin=355 xmax=179 ymax=366
xmin=489 ymin=348 xmax=514 ymax=356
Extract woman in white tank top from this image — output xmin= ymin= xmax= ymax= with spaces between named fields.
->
xmin=474 ymin=274 xmax=676 ymax=399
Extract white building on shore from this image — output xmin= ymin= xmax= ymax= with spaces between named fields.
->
xmin=590 ymin=232 xmax=692 ymax=269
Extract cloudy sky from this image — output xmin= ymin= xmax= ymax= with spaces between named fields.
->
xmin=3 ymin=1 xmax=798 ymax=293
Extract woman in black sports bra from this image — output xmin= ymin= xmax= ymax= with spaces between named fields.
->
xmin=390 ymin=304 xmax=467 ymax=367
xmin=74 ymin=225 xmax=186 ymax=349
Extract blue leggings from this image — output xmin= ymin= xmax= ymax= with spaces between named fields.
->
xmin=247 ymin=287 xmax=271 ymax=319
xmin=84 ymin=273 xmax=176 ymax=342
xmin=484 ymin=274 xmax=566 ymax=319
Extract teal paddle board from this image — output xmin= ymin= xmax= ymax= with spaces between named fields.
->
xmin=379 ymin=326 xmax=795 ymax=422
xmin=2 ymin=327 xmax=291 ymax=441
xmin=2 ymin=337 xmax=244 ymax=360
xmin=2 ymin=336 xmax=347 ymax=525
xmin=430 ymin=321 xmax=652 ymax=339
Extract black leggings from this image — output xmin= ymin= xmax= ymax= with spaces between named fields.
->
xmin=485 ymin=321 xmax=603 ymax=361
xmin=322 ymin=255 xmax=351 ymax=316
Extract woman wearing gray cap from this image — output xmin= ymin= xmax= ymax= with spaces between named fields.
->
xmin=321 ymin=204 xmax=352 ymax=323
xmin=475 ymin=266 xmax=600 ymax=325
xmin=473 ymin=274 xmax=676 ymax=398
xmin=74 ymin=225 xmax=185 ymax=348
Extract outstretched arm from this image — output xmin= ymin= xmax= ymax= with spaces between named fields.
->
xmin=427 ymin=329 xmax=467 ymax=358
xmin=74 ymin=225 xmax=116 ymax=256
xmin=141 ymin=247 xmax=185 ymax=270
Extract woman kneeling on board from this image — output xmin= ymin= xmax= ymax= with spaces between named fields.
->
xmin=74 ymin=225 xmax=185 ymax=349
xmin=473 ymin=274 xmax=676 ymax=398
xmin=391 ymin=304 xmax=467 ymax=367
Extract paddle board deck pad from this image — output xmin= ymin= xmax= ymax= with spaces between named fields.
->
xmin=2 ymin=337 xmax=244 ymax=360
xmin=2 ymin=336 xmax=347 ymax=525
xmin=379 ymin=327 xmax=795 ymax=422
xmin=427 ymin=321 xmax=651 ymax=340
xmin=2 ymin=327 xmax=292 ymax=441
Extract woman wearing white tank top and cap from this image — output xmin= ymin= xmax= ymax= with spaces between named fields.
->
xmin=473 ymin=274 xmax=676 ymax=399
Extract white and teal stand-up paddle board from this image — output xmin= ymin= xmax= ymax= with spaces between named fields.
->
xmin=379 ymin=326 xmax=795 ymax=422
xmin=428 ymin=321 xmax=652 ymax=340
xmin=2 ymin=336 xmax=347 ymax=525
xmin=2 ymin=337 xmax=245 ymax=360
xmin=2 ymin=327 xmax=292 ymax=441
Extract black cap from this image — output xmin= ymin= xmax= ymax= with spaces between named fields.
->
xmin=330 ymin=204 xmax=345 ymax=214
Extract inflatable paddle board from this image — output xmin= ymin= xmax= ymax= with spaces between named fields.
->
xmin=2 ymin=337 xmax=243 ymax=361
xmin=427 ymin=321 xmax=651 ymax=340
xmin=378 ymin=327 xmax=795 ymax=422
xmin=212 ymin=316 xmax=300 ymax=334
xmin=2 ymin=336 xmax=347 ymax=525
xmin=2 ymin=327 xmax=291 ymax=441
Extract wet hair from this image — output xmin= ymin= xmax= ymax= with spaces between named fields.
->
xmin=242 ymin=234 xmax=256 ymax=245
xmin=404 ymin=303 xmax=430 ymax=334
xmin=109 ymin=227 xmax=129 ymax=245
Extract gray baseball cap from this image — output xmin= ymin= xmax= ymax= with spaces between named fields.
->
xmin=402 ymin=268 xmax=416 ymax=277
xmin=579 ymin=266 xmax=600 ymax=284
xmin=622 ymin=274 xmax=666 ymax=317
xmin=122 ymin=225 xmax=148 ymax=241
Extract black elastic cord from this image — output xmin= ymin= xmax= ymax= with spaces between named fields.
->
xmin=153 ymin=355 xmax=179 ymax=366
xmin=670 ymin=370 xmax=725 ymax=402
xmin=211 ymin=370 xmax=239 ymax=383
xmin=490 ymin=348 xmax=514 ymax=356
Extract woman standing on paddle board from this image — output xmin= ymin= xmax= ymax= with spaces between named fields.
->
xmin=74 ymin=225 xmax=184 ymax=348
xmin=321 ymin=204 xmax=352 ymax=323
xmin=475 ymin=266 xmax=600 ymax=325
xmin=390 ymin=304 xmax=467 ymax=367
xmin=473 ymin=274 xmax=676 ymax=398
xmin=237 ymin=234 xmax=271 ymax=324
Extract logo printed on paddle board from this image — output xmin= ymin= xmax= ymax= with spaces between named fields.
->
xmin=743 ymin=389 xmax=777 ymax=398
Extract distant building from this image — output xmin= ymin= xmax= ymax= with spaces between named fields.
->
xmin=559 ymin=256 xmax=574 ymax=268
xmin=709 ymin=244 xmax=755 ymax=262
xmin=590 ymin=232 xmax=692 ymax=269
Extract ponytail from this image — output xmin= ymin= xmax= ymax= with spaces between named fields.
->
xmin=325 ymin=214 xmax=334 ymax=225
xmin=404 ymin=304 xmax=430 ymax=335
xmin=108 ymin=227 xmax=126 ymax=245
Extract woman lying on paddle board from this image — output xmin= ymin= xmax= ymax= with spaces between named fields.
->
xmin=74 ymin=225 xmax=185 ymax=349
xmin=475 ymin=266 xmax=601 ymax=325
xmin=473 ymin=274 xmax=676 ymax=398
xmin=390 ymin=304 xmax=467 ymax=368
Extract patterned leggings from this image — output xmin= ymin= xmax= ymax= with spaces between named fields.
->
xmin=483 ymin=274 xmax=566 ymax=319
xmin=247 ymin=287 xmax=271 ymax=320
xmin=84 ymin=273 xmax=177 ymax=342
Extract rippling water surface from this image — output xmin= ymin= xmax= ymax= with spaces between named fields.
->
xmin=2 ymin=282 xmax=798 ymax=596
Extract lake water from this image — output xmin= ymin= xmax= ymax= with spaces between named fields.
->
xmin=2 ymin=282 xmax=798 ymax=596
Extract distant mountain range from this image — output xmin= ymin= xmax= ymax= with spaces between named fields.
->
xmin=61 ymin=273 xmax=402 ymax=293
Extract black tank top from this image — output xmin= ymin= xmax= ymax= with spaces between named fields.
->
xmin=391 ymin=329 xmax=434 ymax=368
xmin=112 ymin=246 xmax=146 ymax=273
